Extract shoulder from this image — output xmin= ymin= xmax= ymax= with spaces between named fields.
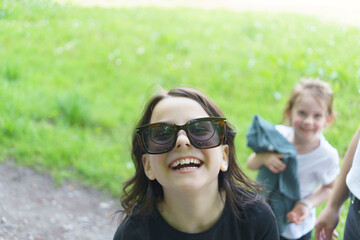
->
xmin=113 ymin=214 xmax=152 ymax=240
xmin=234 ymin=190 xmax=278 ymax=228
xmin=318 ymin=134 xmax=339 ymax=160
xmin=113 ymin=217 xmax=138 ymax=240
xmin=231 ymin=191 xmax=279 ymax=239
xmin=237 ymin=197 xmax=275 ymax=222
xmin=275 ymin=125 xmax=293 ymax=138
xmin=113 ymin=217 xmax=139 ymax=240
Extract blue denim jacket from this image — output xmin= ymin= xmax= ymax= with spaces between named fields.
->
xmin=246 ymin=115 xmax=300 ymax=234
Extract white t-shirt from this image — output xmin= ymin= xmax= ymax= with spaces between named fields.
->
xmin=275 ymin=125 xmax=340 ymax=239
xmin=346 ymin=135 xmax=360 ymax=199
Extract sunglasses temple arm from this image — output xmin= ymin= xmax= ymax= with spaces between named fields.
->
xmin=136 ymin=134 xmax=147 ymax=153
xmin=223 ymin=125 xmax=228 ymax=144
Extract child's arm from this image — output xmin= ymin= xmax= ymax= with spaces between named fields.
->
xmin=286 ymin=180 xmax=336 ymax=225
xmin=247 ymin=152 xmax=286 ymax=173
xmin=315 ymin=127 xmax=360 ymax=240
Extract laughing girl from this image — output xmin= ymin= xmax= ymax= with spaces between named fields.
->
xmin=113 ymin=87 xmax=279 ymax=240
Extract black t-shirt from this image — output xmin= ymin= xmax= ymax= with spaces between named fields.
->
xmin=113 ymin=197 xmax=279 ymax=240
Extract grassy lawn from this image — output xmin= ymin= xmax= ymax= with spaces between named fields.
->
xmin=1 ymin=0 xmax=359 ymax=238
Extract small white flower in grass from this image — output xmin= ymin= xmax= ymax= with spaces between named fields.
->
xmin=89 ymin=21 xmax=97 ymax=30
xmin=247 ymin=59 xmax=256 ymax=68
xmin=222 ymin=41 xmax=230 ymax=49
xmin=171 ymin=63 xmax=179 ymax=69
xmin=270 ymin=23 xmax=278 ymax=30
xmin=184 ymin=60 xmax=192 ymax=68
xmin=182 ymin=39 xmax=190 ymax=48
xmin=41 ymin=19 xmax=49 ymax=27
xmin=151 ymin=31 xmax=161 ymax=42
xmin=277 ymin=58 xmax=284 ymax=66
xmin=204 ymin=27 xmax=213 ymax=36
xmin=166 ymin=53 xmax=174 ymax=60
xmin=328 ymin=40 xmax=335 ymax=47
xmin=215 ymin=64 xmax=222 ymax=72
xmin=115 ymin=58 xmax=122 ymax=66
xmin=356 ymin=68 xmax=360 ymax=79
xmin=289 ymin=33 xmax=297 ymax=40
xmin=72 ymin=20 xmax=81 ymax=29
xmin=309 ymin=25 xmax=317 ymax=32
xmin=209 ymin=43 xmax=217 ymax=50
xmin=255 ymin=34 xmax=263 ymax=42
xmin=222 ymin=71 xmax=230 ymax=79
xmin=273 ymin=91 xmax=282 ymax=101
xmin=330 ymin=71 xmax=338 ymax=80
xmin=162 ymin=68 xmax=169 ymax=75
xmin=54 ymin=47 xmax=64 ymax=55
xmin=108 ymin=49 xmax=120 ymax=61
xmin=318 ymin=68 xmax=324 ymax=76
xmin=64 ymin=41 xmax=76 ymax=51
xmin=126 ymin=161 xmax=133 ymax=170
xmin=136 ymin=46 xmax=145 ymax=55
xmin=254 ymin=21 xmax=262 ymax=28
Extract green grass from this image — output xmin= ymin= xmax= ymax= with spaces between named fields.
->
xmin=1 ymin=0 xmax=360 ymax=238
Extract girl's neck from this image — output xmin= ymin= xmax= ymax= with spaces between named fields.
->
xmin=157 ymin=185 xmax=225 ymax=233
xmin=290 ymin=132 xmax=320 ymax=155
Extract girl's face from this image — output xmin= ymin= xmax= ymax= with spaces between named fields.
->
xmin=142 ymin=96 xmax=229 ymax=194
xmin=287 ymin=92 xmax=332 ymax=143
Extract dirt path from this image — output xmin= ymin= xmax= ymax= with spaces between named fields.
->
xmin=0 ymin=161 xmax=119 ymax=240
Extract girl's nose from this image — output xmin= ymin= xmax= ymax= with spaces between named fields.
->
xmin=175 ymin=130 xmax=191 ymax=149
xmin=303 ymin=116 xmax=314 ymax=125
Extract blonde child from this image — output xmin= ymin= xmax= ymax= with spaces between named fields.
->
xmin=247 ymin=78 xmax=339 ymax=240
xmin=113 ymin=87 xmax=279 ymax=240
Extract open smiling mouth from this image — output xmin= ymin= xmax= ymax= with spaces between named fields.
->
xmin=301 ymin=128 xmax=314 ymax=133
xmin=169 ymin=158 xmax=204 ymax=170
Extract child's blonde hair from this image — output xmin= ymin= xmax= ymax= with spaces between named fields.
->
xmin=283 ymin=78 xmax=334 ymax=125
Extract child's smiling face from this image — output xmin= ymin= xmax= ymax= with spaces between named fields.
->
xmin=288 ymin=92 xmax=332 ymax=144
xmin=141 ymin=96 xmax=229 ymax=193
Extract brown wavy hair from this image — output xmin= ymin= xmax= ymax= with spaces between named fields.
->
xmin=117 ymin=87 xmax=263 ymax=222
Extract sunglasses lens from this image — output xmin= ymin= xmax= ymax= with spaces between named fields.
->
xmin=188 ymin=120 xmax=221 ymax=148
xmin=138 ymin=118 xmax=225 ymax=154
xmin=143 ymin=124 xmax=175 ymax=153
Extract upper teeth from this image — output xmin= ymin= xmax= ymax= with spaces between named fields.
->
xmin=170 ymin=158 xmax=201 ymax=168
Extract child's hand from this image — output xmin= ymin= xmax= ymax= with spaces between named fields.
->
xmin=286 ymin=202 xmax=310 ymax=225
xmin=318 ymin=228 xmax=339 ymax=240
xmin=315 ymin=204 xmax=341 ymax=240
xmin=259 ymin=152 xmax=286 ymax=173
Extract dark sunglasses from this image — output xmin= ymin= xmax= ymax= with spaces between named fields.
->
xmin=136 ymin=117 xmax=227 ymax=154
